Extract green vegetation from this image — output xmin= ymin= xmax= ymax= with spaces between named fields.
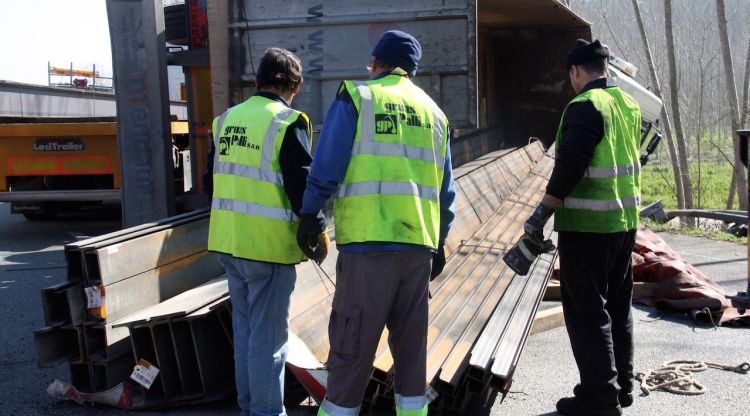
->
xmin=640 ymin=162 xmax=746 ymax=244
xmin=641 ymin=218 xmax=747 ymax=245
xmin=640 ymin=162 xmax=738 ymax=210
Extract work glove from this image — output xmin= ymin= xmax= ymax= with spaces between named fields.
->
xmin=430 ymin=244 xmax=446 ymax=281
xmin=524 ymin=203 xmax=555 ymax=246
xmin=297 ymin=213 xmax=330 ymax=264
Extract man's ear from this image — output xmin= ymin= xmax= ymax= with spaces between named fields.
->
xmin=291 ymin=78 xmax=302 ymax=95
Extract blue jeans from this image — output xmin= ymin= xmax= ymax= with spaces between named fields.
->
xmin=219 ymin=254 xmax=296 ymax=416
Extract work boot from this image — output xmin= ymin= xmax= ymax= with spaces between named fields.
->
xmin=618 ymin=391 xmax=633 ymax=408
xmin=556 ymin=396 xmax=622 ymax=416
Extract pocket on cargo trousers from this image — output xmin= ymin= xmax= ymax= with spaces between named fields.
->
xmin=329 ymin=304 xmax=361 ymax=358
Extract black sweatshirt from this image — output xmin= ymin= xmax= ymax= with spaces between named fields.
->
xmin=204 ymin=92 xmax=313 ymax=216
xmin=545 ymin=78 xmax=618 ymax=200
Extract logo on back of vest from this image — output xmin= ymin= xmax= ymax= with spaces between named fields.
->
xmin=219 ymin=125 xmax=259 ymax=156
xmin=375 ymin=114 xmax=398 ymax=134
xmin=381 ymin=102 xmax=432 ymax=130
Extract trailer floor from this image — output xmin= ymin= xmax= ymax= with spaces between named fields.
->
xmin=1 ymin=202 xmax=748 ymax=415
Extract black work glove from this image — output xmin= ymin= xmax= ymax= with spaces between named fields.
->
xmin=430 ymin=244 xmax=446 ymax=281
xmin=297 ymin=213 xmax=329 ymax=264
xmin=524 ymin=203 xmax=554 ymax=245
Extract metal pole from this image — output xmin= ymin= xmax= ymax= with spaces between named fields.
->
xmin=106 ymin=0 xmax=176 ymax=227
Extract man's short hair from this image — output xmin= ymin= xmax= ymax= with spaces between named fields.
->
xmin=578 ymin=58 xmax=608 ymax=75
xmin=256 ymin=47 xmax=302 ymax=91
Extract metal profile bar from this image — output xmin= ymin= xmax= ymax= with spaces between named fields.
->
xmin=65 ymin=209 xmax=208 ymax=281
xmin=489 ymin=254 xmax=556 ymax=390
xmin=188 ymin=313 xmax=234 ymax=401
xmin=469 ymin=195 xmax=553 ymax=372
xmin=372 ymin=147 xmax=550 ymax=376
xmin=83 ymin=324 xmax=106 ymax=360
xmin=112 ymin=276 xmax=228 ymax=328
xmin=34 ymin=324 xmax=84 ymax=367
xmin=169 ymin=320 xmax=204 ymax=397
xmin=69 ymin=360 xmax=95 ymax=393
xmin=101 ymin=255 xmax=224 ymax=323
xmin=40 ymin=281 xmax=84 ymax=326
xmin=432 ymin=191 xmax=546 ymax=384
xmin=405 ymin=201 xmax=527 ymax=377
xmin=129 ymin=325 xmax=166 ymax=405
xmin=92 ymin=350 xmax=135 ymax=390
xmin=65 ymin=209 xmax=208 ymax=252
xmin=83 ymin=216 xmax=210 ymax=285
xmin=230 ymin=8 xmax=469 ymax=30
xmin=150 ymin=322 xmax=183 ymax=400
xmin=0 ymin=189 xmax=120 ymax=202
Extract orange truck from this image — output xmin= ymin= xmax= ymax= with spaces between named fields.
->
xmin=0 ymin=117 xmax=189 ymax=219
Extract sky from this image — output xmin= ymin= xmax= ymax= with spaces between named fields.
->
xmin=0 ymin=0 xmax=114 ymax=86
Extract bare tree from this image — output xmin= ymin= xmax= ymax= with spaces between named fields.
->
xmin=664 ymin=0 xmax=694 ymax=210
xmin=717 ymin=0 xmax=749 ymax=210
xmin=630 ymin=0 xmax=685 ymax=208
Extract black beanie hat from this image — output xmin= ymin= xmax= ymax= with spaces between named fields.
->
xmin=565 ymin=39 xmax=609 ymax=69
xmin=372 ymin=30 xmax=422 ymax=76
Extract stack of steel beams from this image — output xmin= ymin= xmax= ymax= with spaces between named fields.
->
xmin=34 ymin=209 xmax=223 ymax=396
xmin=113 ymin=277 xmax=233 ymax=406
xmin=37 ymin=142 xmax=558 ymax=413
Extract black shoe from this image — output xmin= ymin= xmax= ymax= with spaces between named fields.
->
xmin=556 ymin=396 xmax=622 ymax=416
xmin=618 ymin=391 xmax=633 ymax=408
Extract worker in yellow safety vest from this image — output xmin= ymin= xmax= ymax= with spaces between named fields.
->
xmin=207 ymin=47 xmax=327 ymax=416
xmin=297 ymin=31 xmax=457 ymax=416
xmin=517 ymin=39 xmax=641 ymax=416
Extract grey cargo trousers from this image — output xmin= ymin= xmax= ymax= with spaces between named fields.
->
xmin=323 ymin=250 xmax=431 ymax=410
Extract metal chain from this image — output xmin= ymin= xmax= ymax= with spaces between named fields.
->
xmin=636 ymin=360 xmax=749 ymax=396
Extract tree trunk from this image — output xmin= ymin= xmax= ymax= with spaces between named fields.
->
xmin=728 ymin=169 xmax=737 ymax=209
xmin=630 ymin=0 xmax=686 ymax=208
xmin=742 ymin=38 xmax=750 ymax=128
xmin=717 ymin=0 xmax=749 ymax=210
xmin=664 ymin=0 xmax=694 ymax=211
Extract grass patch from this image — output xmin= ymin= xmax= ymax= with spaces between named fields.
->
xmin=641 ymin=162 xmax=739 ymax=210
xmin=641 ymin=218 xmax=747 ymax=245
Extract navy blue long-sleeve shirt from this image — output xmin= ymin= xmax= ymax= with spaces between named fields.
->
xmin=301 ymin=73 xmax=456 ymax=253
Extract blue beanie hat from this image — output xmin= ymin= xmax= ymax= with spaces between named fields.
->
xmin=371 ymin=30 xmax=422 ymax=76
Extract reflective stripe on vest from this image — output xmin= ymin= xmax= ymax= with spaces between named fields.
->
xmin=352 ymin=82 xmax=445 ymax=168
xmin=337 ymin=180 xmax=439 ymax=201
xmin=583 ymin=161 xmax=641 ymax=179
xmin=211 ymin=197 xmax=294 ymax=222
xmin=562 ymin=195 xmax=640 ymax=211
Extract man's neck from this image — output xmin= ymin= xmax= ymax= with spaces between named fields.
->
xmin=258 ymin=87 xmax=293 ymax=104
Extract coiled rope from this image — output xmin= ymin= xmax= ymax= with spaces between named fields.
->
xmin=636 ymin=360 xmax=749 ymax=396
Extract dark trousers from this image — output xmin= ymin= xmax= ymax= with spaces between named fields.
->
xmin=323 ymin=251 xmax=431 ymax=410
xmin=558 ymin=230 xmax=636 ymax=405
